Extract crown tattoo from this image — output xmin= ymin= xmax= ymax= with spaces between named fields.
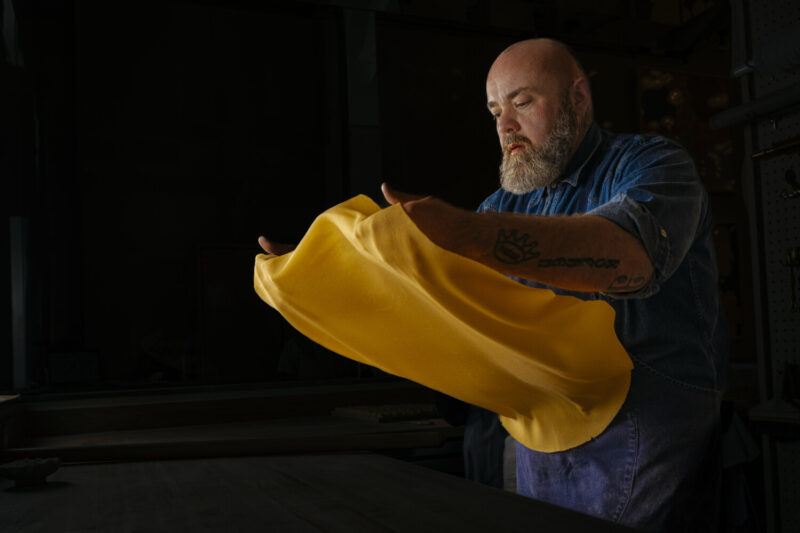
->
xmin=494 ymin=229 xmax=540 ymax=264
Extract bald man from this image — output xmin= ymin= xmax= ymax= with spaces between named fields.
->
xmin=261 ymin=39 xmax=727 ymax=530
xmin=379 ymin=39 xmax=727 ymax=531
xmin=379 ymin=40 xmax=652 ymax=293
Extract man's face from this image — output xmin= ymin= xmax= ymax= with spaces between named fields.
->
xmin=486 ymin=55 xmax=581 ymax=194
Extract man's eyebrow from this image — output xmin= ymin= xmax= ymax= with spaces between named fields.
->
xmin=486 ymin=86 xmax=536 ymax=110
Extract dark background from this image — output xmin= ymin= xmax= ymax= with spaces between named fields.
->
xmin=6 ymin=2 xmax=800 ymax=530
xmin=3 ymin=0 xmax=755 ymax=395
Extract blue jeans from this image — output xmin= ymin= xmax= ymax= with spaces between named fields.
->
xmin=463 ymin=405 xmax=508 ymax=489
xmin=516 ymin=362 xmax=721 ymax=531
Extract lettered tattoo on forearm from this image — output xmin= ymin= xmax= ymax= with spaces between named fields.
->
xmin=538 ymin=257 xmax=620 ymax=268
xmin=493 ymin=228 xmax=621 ymax=269
xmin=607 ymin=275 xmax=647 ymax=291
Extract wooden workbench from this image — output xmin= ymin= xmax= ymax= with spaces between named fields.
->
xmin=0 ymin=382 xmax=636 ymax=532
xmin=0 ymin=453 xmax=634 ymax=532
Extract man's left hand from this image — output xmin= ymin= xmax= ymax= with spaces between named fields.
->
xmin=381 ymin=182 xmax=474 ymax=255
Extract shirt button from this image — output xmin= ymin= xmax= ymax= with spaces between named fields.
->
xmin=660 ymin=229 xmax=668 ymax=238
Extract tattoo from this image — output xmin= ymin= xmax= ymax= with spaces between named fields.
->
xmin=538 ymin=257 xmax=620 ymax=269
xmin=607 ymin=274 xmax=647 ymax=292
xmin=494 ymin=229 xmax=541 ymax=264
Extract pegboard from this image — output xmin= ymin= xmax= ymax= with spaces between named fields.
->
xmin=732 ymin=2 xmax=800 ymax=531
xmin=753 ymin=120 xmax=800 ymax=385
xmin=746 ymin=0 xmax=800 ymax=389
xmin=748 ymin=0 xmax=800 ymax=97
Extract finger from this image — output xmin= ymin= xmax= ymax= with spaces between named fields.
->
xmin=381 ymin=182 xmax=400 ymax=205
xmin=258 ymin=236 xmax=296 ymax=256
xmin=381 ymin=182 xmax=424 ymax=206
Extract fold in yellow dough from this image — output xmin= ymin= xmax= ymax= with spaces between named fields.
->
xmin=254 ymin=195 xmax=632 ymax=452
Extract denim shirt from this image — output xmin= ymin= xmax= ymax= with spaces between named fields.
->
xmin=478 ymin=124 xmax=729 ymax=530
xmin=478 ymin=123 xmax=728 ymax=392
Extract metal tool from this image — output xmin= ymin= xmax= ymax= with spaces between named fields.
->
xmin=782 ymin=169 xmax=800 ymax=200
xmin=783 ymin=248 xmax=800 ymax=311
xmin=753 ymin=136 xmax=800 ymax=161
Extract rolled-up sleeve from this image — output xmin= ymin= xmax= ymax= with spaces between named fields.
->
xmin=588 ymin=138 xmax=705 ymax=299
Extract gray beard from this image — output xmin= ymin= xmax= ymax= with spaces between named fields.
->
xmin=499 ymin=97 xmax=580 ymax=194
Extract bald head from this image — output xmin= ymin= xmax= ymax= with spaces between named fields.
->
xmin=486 ymin=37 xmax=594 ymax=145
xmin=490 ymin=39 xmax=587 ymax=95
xmin=486 ymin=39 xmax=594 ymax=193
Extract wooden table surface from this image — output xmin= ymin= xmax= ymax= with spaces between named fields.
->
xmin=3 ymin=415 xmax=461 ymax=462
xmin=0 ymin=453 xmax=635 ymax=532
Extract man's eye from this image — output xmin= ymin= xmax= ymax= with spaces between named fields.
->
xmin=514 ymin=100 xmax=530 ymax=108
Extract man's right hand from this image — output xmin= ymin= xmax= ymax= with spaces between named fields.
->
xmin=258 ymin=236 xmax=296 ymax=256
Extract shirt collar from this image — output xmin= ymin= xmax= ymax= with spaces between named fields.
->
xmin=559 ymin=122 xmax=602 ymax=188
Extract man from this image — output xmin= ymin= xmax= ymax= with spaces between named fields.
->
xmin=261 ymin=39 xmax=727 ymax=530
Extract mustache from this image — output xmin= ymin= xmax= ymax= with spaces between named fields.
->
xmin=503 ymin=134 xmax=532 ymax=150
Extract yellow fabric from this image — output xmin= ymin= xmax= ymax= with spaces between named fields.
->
xmin=253 ymin=195 xmax=632 ymax=452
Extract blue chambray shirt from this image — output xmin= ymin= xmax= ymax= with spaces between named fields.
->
xmin=477 ymin=124 xmax=728 ymax=529
xmin=478 ymin=123 xmax=728 ymax=392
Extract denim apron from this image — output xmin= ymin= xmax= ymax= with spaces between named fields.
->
xmin=515 ymin=359 xmax=721 ymax=531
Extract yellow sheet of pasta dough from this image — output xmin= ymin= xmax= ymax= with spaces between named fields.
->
xmin=254 ymin=195 xmax=632 ymax=452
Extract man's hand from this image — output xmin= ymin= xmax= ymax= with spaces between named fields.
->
xmin=259 ymin=183 xmax=652 ymax=294
xmin=381 ymin=182 xmax=473 ymax=255
xmin=381 ymin=182 xmax=426 ymax=206
xmin=258 ymin=236 xmax=296 ymax=256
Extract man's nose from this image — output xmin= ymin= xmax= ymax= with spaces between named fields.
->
xmin=497 ymin=113 xmax=520 ymax=135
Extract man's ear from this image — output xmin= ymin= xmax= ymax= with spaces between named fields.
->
xmin=571 ymin=78 xmax=591 ymax=114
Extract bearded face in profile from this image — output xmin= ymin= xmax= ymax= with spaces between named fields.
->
xmin=499 ymin=91 xmax=580 ymax=194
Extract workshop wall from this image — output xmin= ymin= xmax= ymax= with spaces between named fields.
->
xmin=4 ymin=0 xmax=756 ymax=397
xmin=732 ymin=0 xmax=800 ymax=530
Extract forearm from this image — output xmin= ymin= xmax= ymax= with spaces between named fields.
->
xmin=385 ymin=186 xmax=654 ymax=294
xmin=445 ymin=211 xmax=654 ymax=293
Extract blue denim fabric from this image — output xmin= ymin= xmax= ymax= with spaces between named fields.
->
xmin=516 ymin=364 xmax=721 ymax=531
xmin=478 ymin=124 xmax=728 ymax=391
xmin=478 ymin=124 xmax=728 ymax=530
xmin=463 ymin=405 xmax=509 ymax=489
